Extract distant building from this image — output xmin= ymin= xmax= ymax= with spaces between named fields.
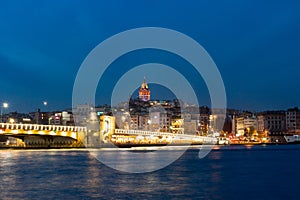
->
xmin=198 ymin=113 xmax=209 ymax=135
xmin=73 ymin=104 xmax=95 ymax=126
xmin=222 ymin=114 xmax=233 ymax=134
xmin=48 ymin=111 xmax=75 ymax=126
xmin=130 ymin=114 xmax=139 ymax=130
xmin=171 ymin=118 xmax=184 ymax=134
xmin=138 ymin=114 xmax=150 ymax=130
xmin=29 ymin=109 xmax=52 ymax=125
xmin=235 ymin=115 xmax=257 ymax=137
xmin=129 ymin=114 xmax=150 ymax=131
xmin=257 ymin=111 xmax=286 ymax=135
xmin=49 ymin=113 xmax=61 ymax=125
xmin=114 ymin=111 xmax=130 ymax=129
xmin=139 ymin=77 xmax=150 ymax=102
xmin=286 ymin=107 xmax=300 ymax=134
xmin=149 ymin=109 xmax=170 ymax=132
xmin=184 ymin=121 xmax=197 ymax=135
xmin=3 ymin=112 xmax=32 ymax=124
xmin=209 ymin=114 xmax=226 ymax=133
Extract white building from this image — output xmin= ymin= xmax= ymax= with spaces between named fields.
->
xmin=235 ymin=115 xmax=257 ymax=137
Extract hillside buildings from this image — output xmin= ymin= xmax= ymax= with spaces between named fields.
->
xmin=2 ymin=76 xmax=300 ymax=142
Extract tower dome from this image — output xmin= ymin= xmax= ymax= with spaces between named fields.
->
xmin=139 ymin=77 xmax=150 ymax=101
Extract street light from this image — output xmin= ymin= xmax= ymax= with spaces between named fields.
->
xmin=3 ymin=102 xmax=8 ymax=109
xmin=1 ymin=102 xmax=9 ymax=123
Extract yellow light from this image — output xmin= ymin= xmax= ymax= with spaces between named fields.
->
xmin=38 ymin=131 xmax=45 ymax=135
xmin=12 ymin=130 xmax=18 ymax=134
xmin=71 ymin=132 xmax=77 ymax=139
xmin=50 ymin=131 xmax=56 ymax=136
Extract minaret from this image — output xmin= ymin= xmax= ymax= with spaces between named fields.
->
xmin=139 ymin=77 xmax=150 ymax=101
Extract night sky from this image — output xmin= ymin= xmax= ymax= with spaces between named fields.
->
xmin=0 ymin=0 xmax=299 ymax=113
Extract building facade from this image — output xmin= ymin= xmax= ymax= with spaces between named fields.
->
xmin=257 ymin=111 xmax=286 ymax=135
xmin=286 ymin=107 xmax=300 ymax=134
xmin=235 ymin=115 xmax=257 ymax=137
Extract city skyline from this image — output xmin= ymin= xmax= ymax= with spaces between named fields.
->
xmin=1 ymin=1 xmax=300 ymax=113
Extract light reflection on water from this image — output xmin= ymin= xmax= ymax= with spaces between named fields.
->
xmin=0 ymin=145 xmax=300 ymax=199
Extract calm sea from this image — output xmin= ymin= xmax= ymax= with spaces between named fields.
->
xmin=1 ymin=145 xmax=300 ymax=200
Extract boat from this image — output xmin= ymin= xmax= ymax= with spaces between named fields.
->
xmin=284 ymin=135 xmax=300 ymax=143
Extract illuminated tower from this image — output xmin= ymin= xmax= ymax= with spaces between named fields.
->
xmin=139 ymin=77 xmax=150 ymax=101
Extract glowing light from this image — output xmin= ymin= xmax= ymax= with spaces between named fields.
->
xmin=38 ymin=131 xmax=45 ymax=135
xmin=50 ymin=131 xmax=56 ymax=136
xmin=2 ymin=102 xmax=8 ymax=108
xmin=71 ymin=132 xmax=77 ymax=139
xmin=9 ymin=118 xmax=15 ymax=123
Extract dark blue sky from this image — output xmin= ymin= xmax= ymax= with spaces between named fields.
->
xmin=0 ymin=0 xmax=299 ymax=113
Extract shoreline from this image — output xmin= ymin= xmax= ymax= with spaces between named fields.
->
xmin=0 ymin=142 xmax=298 ymax=150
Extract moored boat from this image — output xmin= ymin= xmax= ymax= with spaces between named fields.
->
xmin=284 ymin=135 xmax=300 ymax=143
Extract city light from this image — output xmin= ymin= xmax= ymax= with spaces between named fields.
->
xmin=3 ymin=102 xmax=8 ymax=108
xmin=1 ymin=102 xmax=9 ymax=123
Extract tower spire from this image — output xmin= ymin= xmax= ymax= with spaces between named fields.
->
xmin=141 ymin=76 xmax=148 ymax=89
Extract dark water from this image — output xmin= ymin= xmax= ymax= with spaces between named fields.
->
xmin=1 ymin=145 xmax=300 ymax=200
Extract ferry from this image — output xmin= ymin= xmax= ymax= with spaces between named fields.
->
xmin=284 ymin=135 xmax=300 ymax=143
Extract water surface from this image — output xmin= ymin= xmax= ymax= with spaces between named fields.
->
xmin=1 ymin=145 xmax=300 ymax=200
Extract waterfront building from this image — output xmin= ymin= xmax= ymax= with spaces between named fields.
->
xmin=231 ymin=115 xmax=236 ymax=135
xmin=286 ymin=107 xmax=300 ymax=134
xmin=222 ymin=115 xmax=233 ymax=134
xmin=235 ymin=114 xmax=257 ymax=137
xmin=209 ymin=114 xmax=226 ymax=133
xmin=257 ymin=111 xmax=286 ymax=135
xmin=198 ymin=113 xmax=209 ymax=135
